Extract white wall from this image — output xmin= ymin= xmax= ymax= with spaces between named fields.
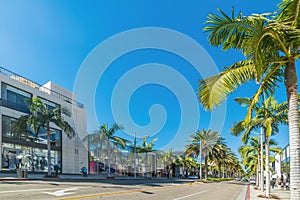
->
xmin=0 ymin=73 xmax=88 ymax=174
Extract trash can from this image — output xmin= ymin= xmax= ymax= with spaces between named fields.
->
xmin=16 ymin=169 xmax=28 ymax=178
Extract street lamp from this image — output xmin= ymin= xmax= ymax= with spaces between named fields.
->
xmin=199 ymin=139 xmax=202 ymax=181
xmin=252 ymin=128 xmax=264 ymax=192
xmin=134 ymin=132 xmax=137 ymax=179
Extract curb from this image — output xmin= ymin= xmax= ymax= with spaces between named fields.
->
xmin=246 ymin=184 xmax=250 ymax=200
xmin=0 ymin=177 xmax=194 ymax=182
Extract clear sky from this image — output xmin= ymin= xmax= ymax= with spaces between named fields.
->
xmin=0 ymin=0 xmax=291 ymax=155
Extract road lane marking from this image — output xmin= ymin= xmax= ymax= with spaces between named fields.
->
xmin=0 ymin=188 xmax=54 ymax=194
xmin=59 ymin=183 xmax=193 ymax=200
xmin=44 ymin=187 xmax=90 ymax=197
xmin=173 ymin=189 xmax=210 ymax=200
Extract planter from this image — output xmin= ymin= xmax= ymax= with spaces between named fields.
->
xmin=16 ymin=169 xmax=28 ymax=178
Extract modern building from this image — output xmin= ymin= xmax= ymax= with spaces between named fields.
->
xmin=0 ymin=66 xmax=88 ymax=174
xmin=273 ymin=144 xmax=290 ymax=181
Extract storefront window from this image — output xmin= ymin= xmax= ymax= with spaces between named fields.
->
xmin=1 ymin=143 xmax=61 ymax=172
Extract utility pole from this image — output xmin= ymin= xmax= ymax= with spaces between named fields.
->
xmin=134 ymin=132 xmax=137 ymax=179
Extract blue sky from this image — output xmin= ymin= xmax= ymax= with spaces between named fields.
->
xmin=0 ymin=0 xmax=291 ymax=154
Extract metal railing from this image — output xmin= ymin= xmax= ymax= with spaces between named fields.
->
xmin=0 ymin=66 xmax=84 ymax=108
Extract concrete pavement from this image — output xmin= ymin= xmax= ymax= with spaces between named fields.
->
xmin=0 ymin=172 xmax=154 ymax=181
xmin=249 ymin=184 xmax=290 ymax=200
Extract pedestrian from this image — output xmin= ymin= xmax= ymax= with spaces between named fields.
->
xmin=54 ymin=164 xmax=59 ymax=177
xmin=271 ymin=179 xmax=275 ymax=189
xmin=285 ymin=181 xmax=289 ymax=190
xmin=81 ymin=166 xmax=87 ymax=177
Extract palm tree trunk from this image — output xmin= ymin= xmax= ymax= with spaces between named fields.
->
xmin=285 ymin=61 xmax=300 ymax=200
xmin=218 ymin=163 xmax=221 ymax=178
xmin=47 ymin=123 xmax=51 ymax=176
xmin=204 ymin=156 xmax=208 ymax=180
xmin=265 ymin=137 xmax=270 ymax=198
xmin=257 ymin=152 xmax=260 ymax=187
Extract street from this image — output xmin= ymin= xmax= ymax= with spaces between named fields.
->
xmin=0 ymin=179 xmax=248 ymax=200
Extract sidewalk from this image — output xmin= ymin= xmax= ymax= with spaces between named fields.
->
xmin=249 ymin=184 xmax=290 ymax=200
xmin=0 ymin=172 xmax=170 ymax=181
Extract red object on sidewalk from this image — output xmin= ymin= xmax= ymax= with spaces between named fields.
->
xmin=246 ymin=185 xmax=250 ymax=200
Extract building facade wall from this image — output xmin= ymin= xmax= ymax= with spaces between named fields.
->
xmin=0 ymin=70 xmax=88 ymax=174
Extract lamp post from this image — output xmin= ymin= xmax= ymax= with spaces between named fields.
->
xmin=199 ymin=139 xmax=202 ymax=181
xmin=252 ymin=129 xmax=264 ymax=192
xmin=134 ymin=132 xmax=137 ymax=179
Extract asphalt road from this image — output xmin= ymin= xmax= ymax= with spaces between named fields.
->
xmin=0 ymin=179 xmax=248 ymax=200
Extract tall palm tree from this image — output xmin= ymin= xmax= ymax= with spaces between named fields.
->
xmin=232 ymin=96 xmax=287 ymax=196
xmin=97 ymin=123 xmax=127 ymax=176
xmin=140 ymin=137 xmax=157 ymax=177
xmin=208 ymin=138 xmax=230 ymax=178
xmin=14 ymin=97 xmax=75 ymax=176
xmin=200 ymin=1 xmax=300 ymax=198
xmin=165 ymin=149 xmax=175 ymax=176
xmin=185 ymin=129 xmax=221 ymax=180
xmin=83 ymin=129 xmax=107 ymax=161
xmin=175 ymin=155 xmax=188 ymax=177
xmin=239 ymin=136 xmax=281 ymax=184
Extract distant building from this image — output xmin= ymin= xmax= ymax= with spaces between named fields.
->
xmin=273 ymin=144 xmax=289 ymax=181
xmin=0 ymin=66 xmax=88 ymax=174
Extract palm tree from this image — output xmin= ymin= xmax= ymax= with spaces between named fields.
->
xmin=240 ymin=137 xmax=281 ymax=180
xmin=239 ymin=136 xmax=281 ymax=185
xmin=175 ymin=155 xmax=188 ymax=178
xmin=97 ymin=123 xmax=127 ymax=176
xmin=14 ymin=97 xmax=75 ymax=176
xmin=200 ymin=1 xmax=300 ymax=198
xmin=232 ymin=96 xmax=287 ymax=196
xmin=140 ymin=137 xmax=157 ymax=177
xmin=185 ymin=129 xmax=221 ymax=180
xmin=83 ymin=129 xmax=107 ymax=161
xmin=208 ymin=138 xmax=230 ymax=178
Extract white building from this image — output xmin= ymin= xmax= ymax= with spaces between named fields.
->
xmin=0 ymin=67 xmax=88 ymax=174
xmin=273 ymin=144 xmax=290 ymax=181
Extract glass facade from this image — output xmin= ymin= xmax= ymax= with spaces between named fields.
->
xmin=38 ymin=97 xmax=60 ymax=111
xmin=1 ymin=143 xmax=61 ymax=172
xmin=1 ymin=115 xmax=62 ymax=172
xmin=2 ymin=115 xmax=62 ymax=147
xmin=1 ymin=83 xmax=32 ymax=113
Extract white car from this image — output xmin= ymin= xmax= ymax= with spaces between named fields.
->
xmin=250 ymin=179 xmax=256 ymax=184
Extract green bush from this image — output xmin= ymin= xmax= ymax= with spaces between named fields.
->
xmin=207 ymin=178 xmax=234 ymax=182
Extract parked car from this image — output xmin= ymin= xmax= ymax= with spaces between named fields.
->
xmin=187 ymin=175 xmax=199 ymax=179
xmin=250 ymin=178 xmax=256 ymax=184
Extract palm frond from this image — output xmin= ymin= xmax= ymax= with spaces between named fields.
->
xmin=198 ymin=60 xmax=255 ymax=110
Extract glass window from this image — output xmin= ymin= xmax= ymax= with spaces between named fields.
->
xmin=2 ymin=115 xmax=24 ymax=139
xmin=38 ymin=97 xmax=60 ymax=111
xmin=2 ymin=115 xmax=62 ymax=146
xmin=36 ymin=127 xmax=62 ymax=147
xmin=1 ymin=83 xmax=32 ymax=113
xmin=2 ymin=143 xmax=61 ymax=172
